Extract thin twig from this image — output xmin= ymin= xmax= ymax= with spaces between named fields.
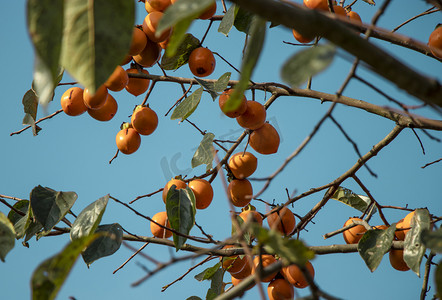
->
xmin=10 ymin=109 xmax=63 ymax=136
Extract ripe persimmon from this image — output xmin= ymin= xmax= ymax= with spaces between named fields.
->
xmin=105 ymin=65 xmax=129 ymax=92
xmin=342 ymin=217 xmax=367 ymax=244
xmin=221 ymin=245 xmax=246 ymax=274
xmin=146 ymin=0 xmax=171 ymax=12
xmin=162 ymin=178 xmax=187 ymax=203
xmin=188 ymin=178 xmax=213 ymax=209
xmin=199 ymin=2 xmax=217 ymax=20
xmin=303 ymin=0 xmax=329 ymax=11
xmin=249 ymin=123 xmax=280 ymax=155
xmin=267 ymin=206 xmax=296 ymax=236
xmin=83 ymin=85 xmax=109 ymax=110
xmin=333 ymin=5 xmax=347 ymax=17
xmin=131 ymin=105 xmax=158 ymax=135
xmin=239 ymin=209 xmax=263 ymax=226
xmin=132 ymin=37 xmax=162 ymax=67
xmin=395 ymin=210 xmax=415 ymax=240
xmin=252 ymin=255 xmax=278 ymax=282
xmin=232 ymin=258 xmax=253 ymax=279
xmin=389 ymin=249 xmax=410 ymax=271
xmin=125 ymin=68 xmax=151 ymax=96
xmin=87 ymin=94 xmax=118 ymax=121
xmin=218 ymin=89 xmax=248 ymax=118
xmin=282 ymin=260 xmax=315 ymax=289
xmin=142 ymin=11 xmax=172 ymax=43
xmin=267 ymin=279 xmax=294 ymax=300
xmin=188 ymin=47 xmax=216 ymax=77
xmin=292 ymin=29 xmax=315 ymax=44
xmin=60 ymin=87 xmax=87 ymax=116
xmin=231 ymin=274 xmax=255 ymax=290
xmin=236 ymin=101 xmax=267 ymax=130
xmin=347 ymin=11 xmax=362 ymax=24
xmin=150 ymin=211 xmax=173 ymax=238
xmin=228 ymin=179 xmax=253 ymax=207
xmin=129 ymin=27 xmax=148 ymax=56
xmin=115 ymin=125 xmax=141 ymax=155
xmin=228 ymin=152 xmax=258 ymax=179
xmin=428 ymin=25 xmax=442 ymax=59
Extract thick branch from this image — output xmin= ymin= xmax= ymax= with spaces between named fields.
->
xmin=227 ymin=0 xmax=442 ymax=107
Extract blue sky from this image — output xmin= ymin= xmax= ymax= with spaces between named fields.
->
xmin=1 ymin=1 xmax=441 ymax=299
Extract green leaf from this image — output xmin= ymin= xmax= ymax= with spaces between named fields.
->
xmin=27 ymin=0 xmax=64 ymax=106
xmin=61 ymin=0 xmax=135 ymax=94
xmin=195 ymin=72 xmax=231 ymax=100
xmin=31 ymin=234 xmax=97 ymax=300
xmin=30 ymin=185 xmax=77 ymax=232
xmin=22 ymin=89 xmax=40 ymax=136
xmin=253 ymin=225 xmax=315 ymax=266
xmin=231 ymin=215 xmax=251 ymax=244
xmin=233 ymin=7 xmax=254 ymax=34
xmin=191 ymin=133 xmax=215 ymax=171
xmin=206 ymin=268 xmax=224 ymax=300
xmin=81 ymin=223 xmax=123 ymax=267
xmin=166 ymin=186 xmax=196 ymax=251
xmin=281 ymin=44 xmax=336 ymax=88
xmin=171 ymin=87 xmax=203 ymax=121
xmin=194 ymin=262 xmax=221 ymax=281
xmin=357 ymin=225 xmax=396 ymax=272
xmin=70 ymin=195 xmax=109 ymax=241
xmin=0 ymin=212 xmax=15 ymax=262
xmin=160 ymin=33 xmax=200 ymax=70
xmin=7 ymin=200 xmax=30 ymax=239
xmin=218 ymin=4 xmax=237 ymax=36
xmin=421 ymin=227 xmax=442 ymax=253
xmin=164 ymin=17 xmax=194 ymax=58
xmin=404 ymin=208 xmax=431 ymax=277
xmin=224 ymin=16 xmax=266 ymax=113
xmin=436 ymin=260 xmax=442 ymax=299
xmin=330 ymin=187 xmax=376 ymax=213
xmin=158 ymin=0 xmax=213 ymax=35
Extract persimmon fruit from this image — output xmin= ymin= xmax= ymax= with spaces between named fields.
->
xmin=228 ymin=179 xmax=253 ymax=207
xmin=129 ymin=27 xmax=148 ymax=56
xmin=333 ymin=5 xmax=347 ymax=17
xmin=87 ymin=94 xmax=118 ymax=121
xmin=188 ymin=47 xmax=216 ymax=77
xmin=60 ymin=87 xmax=87 ymax=116
xmin=267 ymin=279 xmax=294 ymax=300
xmin=347 ymin=11 xmax=362 ymax=24
xmin=342 ymin=217 xmax=367 ymax=244
xmin=236 ymin=101 xmax=267 ymax=130
xmin=142 ymin=11 xmax=171 ymax=43
xmin=292 ymin=29 xmax=315 ymax=44
xmin=125 ymin=68 xmax=151 ymax=96
xmin=428 ymin=25 xmax=442 ymax=59
xmin=221 ymin=245 xmax=246 ymax=274
xmin=199 ymin=2 xmax=217 ymax=20
xmin=218 ymin=89 xmax=248 ymax=118
xmin=228 ymin=151 xmax=257 ymax=179
xmin=131 ymin=105 xmax=158 ymax=135
xmin=150 ymin=211 xmax=173 ymax=238
xmin=249 ymin=123 xmax=280 ymax=155
xmin=105 ymin=65 xmax=129 ymax=92
xmin=162 ymin=178 xmax=187 ymax=203
xmin=132 ymin=37 xmax=162 ymax=67
xmin=83 ymin=85 xmax=109 ymax=110
xmin=146 ymin=0 xmax=171 ymax=12
xmin=267 ymin=206 xmax=296 ymax=236
xmin=239 ymin=209 xmax=263 ymax=226
xmin=252 ymin=255 xmax=278 ymax=282
xmin=115 ymin=126 xmax=141 ymax=155
xmin=389 ymin=249 xmax=410 ymax=271
xmin=282 ymin=260 xmax=315 ymax=288
xmin=231 ymin=275 xmax=255 ymax=290
xmin=188 ymin=178 xmax=213 ymax=209
xmin=231 ymin=258 xmax=253 ymax=279
xmin=303 ymin=0 xmax=329 ymax=11
xmin=395 ymin=210 xmax=415 ymax=240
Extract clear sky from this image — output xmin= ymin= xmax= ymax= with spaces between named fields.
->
xmin=1 ymin=1 xmax=441 ymax=299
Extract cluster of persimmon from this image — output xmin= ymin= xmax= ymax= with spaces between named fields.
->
xmin=150 ymin=177 xmax=214 ymax=238
xmin=291 ymin=0 xmax=362 ymax=43
xmin=341 ymin=210 xmax=432 ymax=272
xmin=221 ymin=246 xmax=315 ymax=300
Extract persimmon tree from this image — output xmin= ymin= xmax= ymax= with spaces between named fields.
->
xmin=1 ymin=0 xmax=442 ymax=299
